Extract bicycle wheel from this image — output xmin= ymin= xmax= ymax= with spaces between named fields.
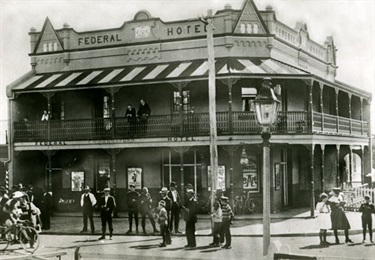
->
xmin=0 ymin=231 xmax=12 ymax=251
xmin=19 ymin=227 xmax=39 ymax=253
xmin=246 ymin=199 xmax=260 ymax=214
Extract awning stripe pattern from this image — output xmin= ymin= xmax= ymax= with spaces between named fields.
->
xmin=12 ymin=58 xmax=309 ymax=91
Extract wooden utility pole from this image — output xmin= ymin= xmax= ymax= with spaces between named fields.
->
xmin=205 ymin=10 xmax=218 ymax=214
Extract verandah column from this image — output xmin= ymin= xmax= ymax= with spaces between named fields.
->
xmin=320 ymin=144 xmax=325 ymax=192
xmin=221 ymin=78 xmax=238 ymax=135
xmin=336 ymin=145 xmax=340 ymax=187
xmin=334 ymin=88 xmax=339 ymax=133
xmin=319 ymin=82 xmax=324 ymax=132
xmin=310 ymin=145 xmax=315 ymax=217
xmin=348 ymin=93 xmax=352 ymax=134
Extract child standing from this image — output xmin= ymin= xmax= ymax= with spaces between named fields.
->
xmin=155 ymin=200 xmax=168 ymax=247
xmin=209 ymin=201 xmax=222 ymax=247
xmin=220 ymin=196 xmax=234 ymax=249
xmin=315 ymin=193 xmax=331 ymax=245
xmin=359 ymin=195 xmax=375 ymax=243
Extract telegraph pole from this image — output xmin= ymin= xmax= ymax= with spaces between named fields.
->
xmin=204 ymin=10 xmax=218 ymax=215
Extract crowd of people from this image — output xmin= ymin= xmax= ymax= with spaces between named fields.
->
xmin=315 ymin=187 xmax=375 ymax=245
xmin=0 ymin=183 xmax=52 ymax=238
xmin=78 ymin=181 xmax=234 ymax=249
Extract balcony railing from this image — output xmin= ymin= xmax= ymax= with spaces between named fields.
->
xmin=13 ymin=111 xmax=368 ymax=142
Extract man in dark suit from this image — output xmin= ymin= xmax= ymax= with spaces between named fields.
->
xmin=125 ymin=104 xmax=136 ymax=136
xmin=40 ymin=189 xmax=53 ymax=230
xmin=137 ymin=99 xmax=151 ymax=134
xmin=168 ymin=181 xmax=181 ymax=234
xmin=0 ymin=187 xmax=9 ymax=225
xmin=183 ymin=189 xmax=198 ymax=248
xmin=98 ymin=188 xmax=116 ymax=240
xmin=159 ymin=187 xmax=172 ymax=244
xmin=126 ymin=184 xmax=139 ymax=234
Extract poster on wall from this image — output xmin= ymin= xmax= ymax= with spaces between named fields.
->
xmin=127 ymin=167 xmax=142 ymax=189
xmin=243 ymin=156 xmax=259 ymax=192
xmin=207 ymin=165 xmax=226 ymax=190
xmin=274 ymin=163 xmax=281 ymax=191
xmin=71 ymin=171 xmax=84 ymax=191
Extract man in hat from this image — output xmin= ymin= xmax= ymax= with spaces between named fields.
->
xmin=159 ymin=187 xmax=172 ymax=244
xmin=126 ymin=184 xmax=139 ymax=234
xmin=359 ymin=195 xmax=375 ymax=243
xmin=328 ymin=187 xmax=352 ymax=244
xmin=80 ymin=186 xmax=97 ymax=234
xmin=168 ymin=181 xmax=181 ymax=234
xmin=183 ymin=189 xmax=198 ymax=248
xmin=98 ymin=188 xmax=116 ymax=240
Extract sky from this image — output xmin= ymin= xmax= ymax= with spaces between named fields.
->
xmin=0 ymin=0 xmax=374 ymax=144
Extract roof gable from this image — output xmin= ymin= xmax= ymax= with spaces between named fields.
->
xmin=34 ymin=17 xmax=64 ymax=54
xmin=233 ymin=0 xmax=269 ymax=34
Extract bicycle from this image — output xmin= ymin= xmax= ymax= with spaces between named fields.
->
xmin=0 ymin=220 xmax=40 ymax=253
xmin=234 ymin=191 xmax=260 ymax=214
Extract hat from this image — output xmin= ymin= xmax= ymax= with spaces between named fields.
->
xmin=129 ymin=184 xmax=135 ymax=188
xmin=221 ymin=196 xmax=229 ymax=201
xmin=186 ymin=189 xmax=195 ymax=194
xmin=332 ymin=187 xmax=342 ymax=194
xmin=84 ymin=186 xmax=90 ymax=191
xmin=103 ymin=188 xmax=110 ymax=192
xmin=159 ymin=187 xmax=168 ymax=193
xmin=13 ymin=191 xmax=25 ymax=199
xmin=159 ymin=200 xmax=166 ymax=207
xmin=319 ymin=193 xmax=328 ymax=199
xmin=170 ymin=181 xmax=176 ymax=187
xmin=364 ymin=195 xmax=370 ymax=200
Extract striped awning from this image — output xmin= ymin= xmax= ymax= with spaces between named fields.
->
xmin=12 ymin=58 xmax=309 ymax=92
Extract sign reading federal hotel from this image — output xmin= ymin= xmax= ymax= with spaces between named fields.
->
xmin=76 ymin=22 xmax=207 ymax=46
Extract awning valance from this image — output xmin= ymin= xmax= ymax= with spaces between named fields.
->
xmin=11 ymin=58 xmax=309 ymax=92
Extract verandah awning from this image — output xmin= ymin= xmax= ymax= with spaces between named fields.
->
xmin=11 ymin=58 xmax=309 ymax=92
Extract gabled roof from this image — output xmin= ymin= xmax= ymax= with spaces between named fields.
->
xmin=233 ymin=0 xmax=270 ymax=34
xmin=33 ymin=17 xmax=64 ymax=54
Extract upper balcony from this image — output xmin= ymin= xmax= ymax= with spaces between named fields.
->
xmin=13 ymin=111 xmax=369 ymax=142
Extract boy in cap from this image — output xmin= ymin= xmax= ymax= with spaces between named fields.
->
xmin=126 ymin=184 xmax=139 ymax=234
xmin=315 ymin=193 xmax=331 ymax=245
xmin=155 ymin=200 xmax=168 ymax=247
xmin=220 ymin=196 xmax=234 ymax=249
xmin=80 ymin=186 xmax=97 ymax=234
xmin=359 ymin=195 xmax=375 ymax=243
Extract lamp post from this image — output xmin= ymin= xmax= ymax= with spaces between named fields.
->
xmin=252 ymin=77 xmax=280 ymax=257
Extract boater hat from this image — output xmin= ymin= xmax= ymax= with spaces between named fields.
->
xmin=103 ymin=187 xmax=110 ymax=192
xmin=84 ymin=186 xmax=90 ymax=191
xmin=221 ymin=196 xmax=229 ymax=201
xmin=159 ymin=187 xmax=168 ymax=193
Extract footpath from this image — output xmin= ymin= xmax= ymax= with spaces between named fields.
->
xmin=44 ymin=207 xmax=366 ymax=237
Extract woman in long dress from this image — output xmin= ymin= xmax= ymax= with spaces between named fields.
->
xmin=316 ymin=193 xmax=331 ymax=245
xmin=328 ymin=188 xmax=353 ymax=244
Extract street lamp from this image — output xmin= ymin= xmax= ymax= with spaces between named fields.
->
xmin=240 ymin=146 xmax=249 ymax=166
xmin=252 ymin=77 xmax=280 ymax=257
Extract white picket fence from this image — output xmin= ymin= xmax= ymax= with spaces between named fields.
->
xmin=344 ymin=184 xmax=375 ymax=211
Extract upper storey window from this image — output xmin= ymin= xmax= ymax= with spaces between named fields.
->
xmin=42 ymin=42 xmax=58 ymax=52
xmin=242 ymin=87 xmax=257 ymax=111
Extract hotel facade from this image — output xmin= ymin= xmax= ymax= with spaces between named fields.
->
xmin=6 ymin=0 xmax=372 ymax=212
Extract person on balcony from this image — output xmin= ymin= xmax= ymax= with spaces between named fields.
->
xmin=41 ymin=110 xmax=50 ymax=121
xmin=125 ymin=104 xmax=136 ymax=136
xmin=328 ymin=188 xmax=353 ymax=244
xmin=137 ymin=99 xmax=151 ymax=134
